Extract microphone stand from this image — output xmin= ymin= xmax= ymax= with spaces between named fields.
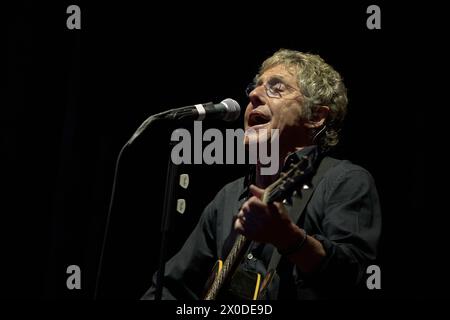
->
xmin=96 ymin=100 xmax=239 ymax=299
xmin=155 ymin=140 xmax=179 ymax=300
xmin=94 ymin=113 xmax=166 ymax=299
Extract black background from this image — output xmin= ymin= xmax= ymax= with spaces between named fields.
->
xmin=4 ymin=1 xmax=446 ymax=299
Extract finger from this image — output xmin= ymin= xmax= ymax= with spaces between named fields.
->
xmin=273 ymin=201 xmax=285 ymax=208
xmin=249 ymin=184 xmax=265 ymax=199
xmin=236 ymin=208 xmax=247 ymax=222
xmin=234 ymin=218 xmax=245 ymax=234
xmin=247 ymin=196 xmax=267 ymax=212
xmin=272 ymin=201 xmax=286 ymax=214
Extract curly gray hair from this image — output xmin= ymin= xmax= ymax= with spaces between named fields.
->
xmin=258 ymin=49 xmax=348 ymax=148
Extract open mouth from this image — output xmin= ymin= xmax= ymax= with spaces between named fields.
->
xmin=248 ymin=110 xmax=271 ymax=128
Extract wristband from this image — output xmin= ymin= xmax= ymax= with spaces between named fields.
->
xmin=277 ymin=229 xmax=308 ymax=256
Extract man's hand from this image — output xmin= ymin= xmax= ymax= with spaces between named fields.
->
xmin=234 ymin=184 xmax=326 ymax=273
xmin=234 ymin=184 xmax=296 ymax=247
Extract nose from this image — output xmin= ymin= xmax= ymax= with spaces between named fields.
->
xmin=248 ymin=84 xmax=265 ymax=108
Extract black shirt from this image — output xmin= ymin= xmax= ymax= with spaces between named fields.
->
xmin=142 ymin=151 xmax=382 ymax=300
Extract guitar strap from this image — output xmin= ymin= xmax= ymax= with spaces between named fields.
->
xmin=263 ymin=156 xmax=340 ymax=296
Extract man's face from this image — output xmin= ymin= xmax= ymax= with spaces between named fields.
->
xmin=244 ymin=64 xmax=308 ymax=150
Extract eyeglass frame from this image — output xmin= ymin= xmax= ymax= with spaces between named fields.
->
xmin=245 ymin=76 xmax=301 ymax=99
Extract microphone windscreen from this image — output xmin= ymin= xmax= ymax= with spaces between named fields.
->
xmin=221 ymin=98 xmax=241 ymax=121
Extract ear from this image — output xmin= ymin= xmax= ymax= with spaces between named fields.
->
xmin=304 ymin=106 xmax=330 ymax=129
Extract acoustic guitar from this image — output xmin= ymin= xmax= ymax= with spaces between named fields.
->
xmin=203 ymin=146 xmax=319 ymax=300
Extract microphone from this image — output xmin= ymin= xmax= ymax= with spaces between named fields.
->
xmin=163 ymin=98 xmax=240 ymax=122
xmin=127 ymin=98 xmax=241 ymax=145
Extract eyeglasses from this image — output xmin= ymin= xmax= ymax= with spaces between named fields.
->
xmin=245 ymin=77 xmax=299 ymax=99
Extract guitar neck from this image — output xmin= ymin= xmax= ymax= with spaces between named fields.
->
xmin=204 ymin=234 xmax=251 ymax=300
xmin=204 ymin=189 xmax=274 ymax=300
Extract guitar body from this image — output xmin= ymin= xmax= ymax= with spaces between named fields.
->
xmin=204 ymin=259 xmax=265 ymax=300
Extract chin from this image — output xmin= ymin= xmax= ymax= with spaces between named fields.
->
xmin=244 ymin=125 xmax=273 ymax=145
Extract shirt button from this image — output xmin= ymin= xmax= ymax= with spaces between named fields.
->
xmin=247 ymin=253 xmax=254 ymax=260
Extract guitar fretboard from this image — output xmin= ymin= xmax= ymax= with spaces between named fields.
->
xmin=204 ymin=234 xmax=251 ymax=300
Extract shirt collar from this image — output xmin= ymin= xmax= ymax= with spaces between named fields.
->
xmin=240 ymin=145 xmax=322 ymax=200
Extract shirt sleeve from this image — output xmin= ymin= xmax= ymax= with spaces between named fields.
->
xmin=304 ymin=166 xmax=382 ymax=292
xmin=141 ymin=195 xmax=219 ymax=300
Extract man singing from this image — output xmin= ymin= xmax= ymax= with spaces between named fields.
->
xmin=142 ymin=49 xmax=381 ymax=300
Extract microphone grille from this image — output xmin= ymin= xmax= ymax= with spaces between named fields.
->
xmin=221 ymin=98 xmax=241 ymax=122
